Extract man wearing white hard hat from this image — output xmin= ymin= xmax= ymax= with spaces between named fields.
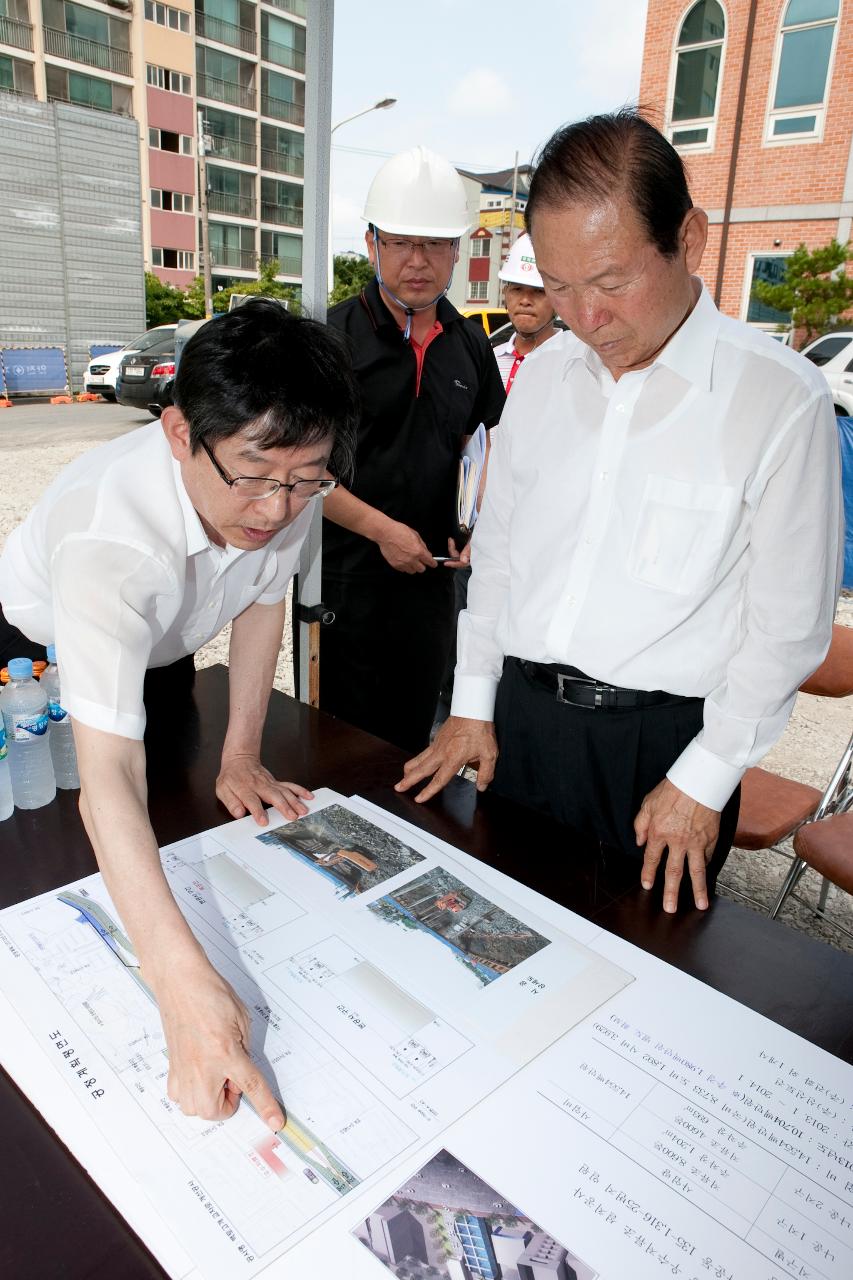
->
xmin=493 ymin=234 xmax=558 ymax=392
xmin=321 ymin=146 xmax=505 ymax=754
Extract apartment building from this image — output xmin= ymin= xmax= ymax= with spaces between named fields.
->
xmin=640 ymin=0 xmax=853 ymax=332
xmin=0 ymin=0 xmax=307 ymax=295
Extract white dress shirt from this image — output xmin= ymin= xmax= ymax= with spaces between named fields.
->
xmin=451 ymin=284 xmax=843 ymax=810
xmin=0 ymin=423 xmax=311 ymax=740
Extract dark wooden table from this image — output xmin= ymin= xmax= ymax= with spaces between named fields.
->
xmin=2 ymin=665 xmax=852 ymax=1280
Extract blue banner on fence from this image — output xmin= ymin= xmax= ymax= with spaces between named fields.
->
xmin=837 ymin=417 xmax=853 ymax=591
xmin=89 ymin=344 xmax=124 ymax=359
xmin=0 ymin=347 xmax=68 ymax=395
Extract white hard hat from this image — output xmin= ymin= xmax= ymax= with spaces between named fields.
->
xmin=498 ymin=233 xmax=544 ymax=289
xmin=363 ymin=146 xmax=470 ymax=238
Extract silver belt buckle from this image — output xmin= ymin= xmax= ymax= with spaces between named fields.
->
xmin=556 ymin=674 xmax=608 ymax=708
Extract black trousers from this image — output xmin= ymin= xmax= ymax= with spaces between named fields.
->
xmin=0 ymin=604 xmax=47 ymax=668
xmin=492 ymin=657 xmax=740 ymax=888
xmin=1 ymin=602 xmax=195 ymax=720
xmin=319 ymin=569 xmax=456 ymax=755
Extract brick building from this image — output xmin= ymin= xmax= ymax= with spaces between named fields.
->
xmin=640 ymin=0 xmax=852 ymax=335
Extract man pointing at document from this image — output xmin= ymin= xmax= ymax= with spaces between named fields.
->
xmin=399 ymin=110 xmax=842 ymax=913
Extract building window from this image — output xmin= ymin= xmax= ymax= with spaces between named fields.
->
xmin=0 ymin=52 xmax=35 ymax=96
xmin=468 ymin=281 xmax=489 ymax=301
xmin=144 ymin=1 xmax=190 ymax=34
xmin=745 ymin=254 xmax=791 ymax=326
xmin=260 ymin=229 xmax=302 ymax=276
xmin=767 ymin=0 xmax=840 ymax=142
xmin=669 ymin=0 xmax=725 ymax=150
xmin=470 ymin=238 xmax=491 ymax=258
xmin=152 ymin=248 xmax=195 ymax=270
xmin=150 ymin=188 xmax=194 ymax=213
xmin=149 ymin=127 xmax=193 ymax=155
xmin=146 ymin=65 xmax=191 ymax=95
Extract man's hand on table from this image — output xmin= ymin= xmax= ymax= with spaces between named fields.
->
xmin=396 ymin=715 xmax=498 ymax=803
xmin=149 ymin=954 xmax=284 ymax=1129
xmin=217 ymin=753 xmax=313 ymax=824
xmin=634 ymin=778 xmax=721 ymax=913
xmin=377 ymin=519 xmax=438 ymax=573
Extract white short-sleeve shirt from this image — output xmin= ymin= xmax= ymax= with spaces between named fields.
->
xmin=0 ymin=423 xmax=311 ymax=739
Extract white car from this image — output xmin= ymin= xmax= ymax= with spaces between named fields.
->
xmin=85 ymin=325 xmax=177 ymax=400
xmin=799 ymin=331 xmax=853 ymax=417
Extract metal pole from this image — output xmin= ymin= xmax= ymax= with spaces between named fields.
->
xmin=296 ymin=0 xmax=334 ymax=705
xmin=508 ymin=149 xmax=520 ymax=250
xmin=197 ymin=109 xmax=213 ymax=318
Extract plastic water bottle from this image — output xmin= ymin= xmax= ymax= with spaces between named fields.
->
xmin=0 ymin=720 xmax=13 ymax=821
xmin=0 ymin=657 xmax=56 ymax=809
xmin=42 ymin=644 xmax=80 ymax=790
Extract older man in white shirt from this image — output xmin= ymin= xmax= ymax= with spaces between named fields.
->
xmin=399 ymin=109 xmax=842 ymax=915
xmin=0 ymin=300 xmax=358 ymax=1122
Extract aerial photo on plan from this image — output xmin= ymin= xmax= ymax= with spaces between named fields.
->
xmin=366 ymin=867 xmax=550 ymax=987
xmin=354 ymin=1147 xmax=597 ymax=1279
xmin=257 ymin=804 xmax=426 ymax=899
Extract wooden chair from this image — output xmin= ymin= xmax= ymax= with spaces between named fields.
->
xmin=724 ymin=624 xmax=853 ymax=909
xmin=768 ymin=732 xmax=853 ymax=936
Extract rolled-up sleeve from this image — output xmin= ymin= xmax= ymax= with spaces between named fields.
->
xmin=52 ymin=536 xmax=177 ymax=739
xmin=667 ymin=391 xmax=843 ymax=810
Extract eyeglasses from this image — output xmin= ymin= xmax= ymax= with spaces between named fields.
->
xmin=200 ymin=438 xmax=337 ymax=502
xmin=377 ymin=236 xmax=456 ymax=259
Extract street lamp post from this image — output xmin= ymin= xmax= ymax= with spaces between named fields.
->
xmin=328 ymin=96 xmax=397 ymax=286
xmin=331 ymin=96 xmax=397 ymax=137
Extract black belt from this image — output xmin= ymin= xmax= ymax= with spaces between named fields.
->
xmin=514 ymin=657 xmax=700 ymax=710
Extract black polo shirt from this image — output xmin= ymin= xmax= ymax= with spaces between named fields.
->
xmin=324 ymin=279 xmax=506 ymax=576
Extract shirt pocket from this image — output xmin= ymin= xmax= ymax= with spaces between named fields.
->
xmin=627 ymin=474 xmax=736 ymax=595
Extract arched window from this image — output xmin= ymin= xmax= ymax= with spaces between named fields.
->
xmin=767 ymin=0 xmax=840 ymax=141
xmin=669 ymin=0 xmax=726 ymax=150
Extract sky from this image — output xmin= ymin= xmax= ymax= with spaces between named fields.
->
xmin=329 ymin=0 xmax=650 ymax=255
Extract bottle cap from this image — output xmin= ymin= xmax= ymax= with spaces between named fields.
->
xmin=8 ymin=658 xmax=34 ymax=680
xmin=47 ymin=644 xmax=57 ymax=663
xmin=1 ymin=660 xmax=47 ymax=683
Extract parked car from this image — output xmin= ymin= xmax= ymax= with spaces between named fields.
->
xmin=799 ymin=331 xmax=853 ymax=416
xmin=461 ymin=306 xmax=509 ymax=336
xmin=115 ymin=331 xmax=177 ymax=414
xmin=84 ymin=325 xmax=177 ymax=400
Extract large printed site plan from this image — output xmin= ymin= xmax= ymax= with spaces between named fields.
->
xmin=0 ymin=791 xmax=629 ymax=1279
xmin=2 ymin=791 xmax=852 ymax=1280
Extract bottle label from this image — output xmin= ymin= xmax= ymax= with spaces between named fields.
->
xmin=48 ymin=697 xmax=69 ymax=723
xmin=11 ymin=712 xmax=49 ymax=741
xmin=0 ymin=723 xmax=6 ymax=762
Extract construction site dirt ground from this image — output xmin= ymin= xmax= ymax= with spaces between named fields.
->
xmin=1 ymin=401 xmax=850 ymax=953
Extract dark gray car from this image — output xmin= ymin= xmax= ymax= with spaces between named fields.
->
xmin=116 ymin=332 xmax=176 ymax=414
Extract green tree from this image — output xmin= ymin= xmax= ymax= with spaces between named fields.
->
xmin=329 ymin=253 xmax=373 ymax=306
xmin=214 ymin=258 xmax=301 ymax=314
xmin=144 ymin=272 xmax=188 ymax=327
xmin=751 ymin=240 xmax=853 ymax=346
xmin=182 ymin=259 xmax=301 ymax=317
xmin=181 ymin=275 xmax=208 ymax=320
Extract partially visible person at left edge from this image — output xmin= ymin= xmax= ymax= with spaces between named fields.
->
xmin=0 ymin=299 xmax=359 ymax=1122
